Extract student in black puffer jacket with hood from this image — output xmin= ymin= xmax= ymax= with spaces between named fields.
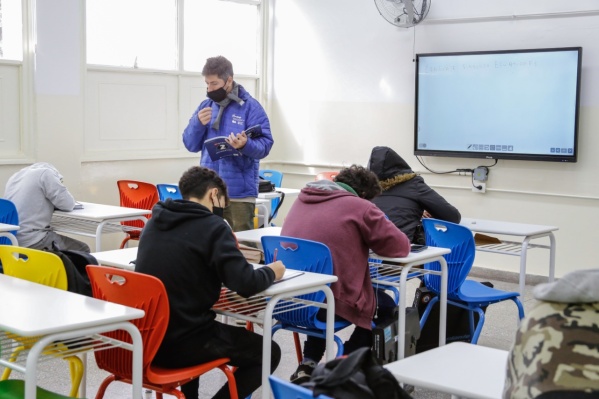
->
xmin=367 ymin=146 xmax=461 ymax=244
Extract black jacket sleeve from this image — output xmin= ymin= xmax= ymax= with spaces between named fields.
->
xmin=210 ymin=222 xmax=275 ymax=298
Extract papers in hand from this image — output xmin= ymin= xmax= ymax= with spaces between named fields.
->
xmin=204 ymin=136 xmax=241 ymax=161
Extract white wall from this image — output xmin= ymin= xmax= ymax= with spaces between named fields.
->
xmin=1 ymin=0 xmax=598 ymax=276
xmin=269 ymin=0 xmax=599 ymax=278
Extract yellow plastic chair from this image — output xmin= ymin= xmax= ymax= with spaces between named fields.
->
xmin=0 ymin=246 xmax=84 ymax=397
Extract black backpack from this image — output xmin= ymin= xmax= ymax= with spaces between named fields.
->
xmin=45 ymin=243 xmax=98 ymax=297
xmin=302 ymin=347 xmax=412 ymax=399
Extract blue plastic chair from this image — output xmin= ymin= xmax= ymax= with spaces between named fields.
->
xmin=269 ymin=375 xmax=333 ymax=399
xmin=259 ymin=170 xmax=283 ymax=223
xmin=419 ymin=218 xmax=525 ymax=344
xmin=0 ymin=199 xmax=19 ymax=245
xmin=261 ymin=235 xmax=351 ymax=363
xmin=156 ymin=184 xmax=182 ymax=201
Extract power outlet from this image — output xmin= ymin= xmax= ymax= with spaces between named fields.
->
xmin=472 ymin=182 xmax=486 ymax=193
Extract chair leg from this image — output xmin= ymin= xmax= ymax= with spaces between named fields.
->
xmin=293 ymin=332 xmax=303 ymax=364
xmin=0 ymin=345 xmax=26 ymax=380
xmin=419 ymin=295 xmax=439 ymax=331
xmin=65 ymin=355 xmax=84 ymax=398
xmin=219 ymin=365 xmax=239 ymax=399
xmin=470 ymin=308 xmax=486 ymax=345
xmin=120 ymin=236 xmax=130 ymax=249
xmin=94 ymin=375 xmax=116 ymax=399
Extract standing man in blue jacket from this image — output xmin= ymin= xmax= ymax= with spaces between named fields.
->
xmin=183 ymin=55 xmax=273 ymax=232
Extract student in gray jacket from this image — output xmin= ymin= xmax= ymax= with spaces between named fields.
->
xmin=4 ymin=162 xmax=90 ymax=252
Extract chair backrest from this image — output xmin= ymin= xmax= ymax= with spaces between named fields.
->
xmin=421 ymin=218 xmax=475 ymax=297
xmin=269 ymin=375 xmax=332 ymax=399
xmin=259 ymin=170 xmax=283 ymax=187
xmin=156 ymin=184 xmax=183 ymax=201
xmin=117 ymin=180 xmax=159 ymax=229
xmin=261 ymin=236 xmax=334 ymax=327
xmin=315 ymin=171 xmax=339 ymax=181
xmin=0 ymin=245 xmax=67 ymax=289
xmin=86 ymin=265 xmax=169 ymax=377
xmin=0 ymin=199 xmax=19 ymax=245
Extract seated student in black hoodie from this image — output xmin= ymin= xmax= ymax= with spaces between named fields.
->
xmin=135 ymin=166 xmax=285 ymax=399
xmin=367 ymin=146 xmax=461 ymax=244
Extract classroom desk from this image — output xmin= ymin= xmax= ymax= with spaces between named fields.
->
xmin=91 ymin=246 xmax=138 ymax=270
xmin=0 ymin=223 xmax=19 ymax=245
xmin=460 ymin=218 xmax=557 ymax=294
xmin=92 ymin=246 xmax=338 ymax=399
xmin=234 ymin=226 xmax=450 ymax=360
xmin=369 ymin=247 xmax=450 ymax=360
xmin=214 ymin=271 xmax=337 ymax=399
xmin=385 ymin=342 xmax=509 ymax=399
xmin=51 ymin=201 xmax=150 ymax=251
xmin=257 ymin=187 xmax=301 ymax=200
xmin=0 ymin=273 xmax=144 ymax=399
xmin=235 ymin=226 xmax=282 ymax=245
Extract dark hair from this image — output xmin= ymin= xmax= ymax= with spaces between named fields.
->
xmin=202 ymin=56 xmax=234 ymax=81
xmin=179 ymin=166 xmax=230 ymax=206
xmin=335 ymin=164 xmax=382 ymax=200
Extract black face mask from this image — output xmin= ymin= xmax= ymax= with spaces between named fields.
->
xmin=206 ymin=81 xmax=229 ymax=102
xmin=213 ymin=206 xmax=224 ymax=218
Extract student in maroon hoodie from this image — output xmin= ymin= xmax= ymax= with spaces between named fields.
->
xmin=282 ymin=164 xmax=411 ymax=384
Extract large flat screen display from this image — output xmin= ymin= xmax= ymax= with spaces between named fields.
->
xmin=414 ymin=47 xmax=582 ymax=162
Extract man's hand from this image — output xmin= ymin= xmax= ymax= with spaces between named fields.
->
xmin=197 ymin=107 xmax=212 ymax=125
xmin=225 ymin=131 xmax=248 ymax=150
xmin=267 ymin=261 xmax=286 ymax=281
xmin=422 ymin=210 xmax=432 ymax=219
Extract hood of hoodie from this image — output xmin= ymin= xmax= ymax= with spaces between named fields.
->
xmin=26 ymin=162 xmax=63 ymax=180
xmin=367 ymin=146 xmax=413 ymax=181
xmin=298 ymin=180 xmax=355 ymax=204
xmin=151 ymin=198 xmax=214 ymax=231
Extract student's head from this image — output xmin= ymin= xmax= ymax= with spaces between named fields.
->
xmin=202 ymin=56 xmax=234 ymax=100
xmin=179 ymin=166 xmax=229 ymax=206
xmin=334 ymin=165 xmax=382 ymax=200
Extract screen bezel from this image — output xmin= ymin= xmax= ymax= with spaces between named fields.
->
xmin=413 ymin=47 xmax=582 ymax=163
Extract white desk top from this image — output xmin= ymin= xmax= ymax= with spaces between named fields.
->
xmin=385 ymin=342 xmax=508 ymax=399
xmin=53 ymin=201 xmax=150 ymax=221
xmin=460 ymin=218 xmax=558 ymax=236
xmin=92 ymin=247 xmax=139 ymax=270
xmin=235 ymin=226 xmax=282 ymax=243
xmin=0 ymin=223 xmax=19 ymax=232
xmin=0 ymin=273 xmax=144 ymax=336
xmin=370 ymin=246 xmax=451 ymax=264
xmin=258 ymin=187 xmax=301 ymax=200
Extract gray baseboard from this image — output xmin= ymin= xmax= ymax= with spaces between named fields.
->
xmin=469 ymin=266 xmax=548 ymax=286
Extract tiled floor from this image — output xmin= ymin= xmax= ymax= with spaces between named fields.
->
xmin=4 ymin=273 xmax=540 ymax=399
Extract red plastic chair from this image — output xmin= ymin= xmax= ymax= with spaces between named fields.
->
xmin=315 ymin=171 xmax=338 ymax=181
xmin=116 ymin=180 xmax=159 ymax=248
xmin=86 ymin=265 xmax=238 ymax=399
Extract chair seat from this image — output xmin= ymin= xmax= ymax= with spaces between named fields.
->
xmin=146 ymin=358 xmax=231 ymax=384
xmin=457 ymin=279 xmax=520 ymax=303
xmin=0 ymin=380 xmax=76 ymax=399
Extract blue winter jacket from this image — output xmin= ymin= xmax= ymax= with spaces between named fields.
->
xmin=182 ymin=84 xmax=273 ymax=199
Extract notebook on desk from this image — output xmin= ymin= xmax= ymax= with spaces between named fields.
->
xmin=252 ymin=264 xmax=304 ymax=284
